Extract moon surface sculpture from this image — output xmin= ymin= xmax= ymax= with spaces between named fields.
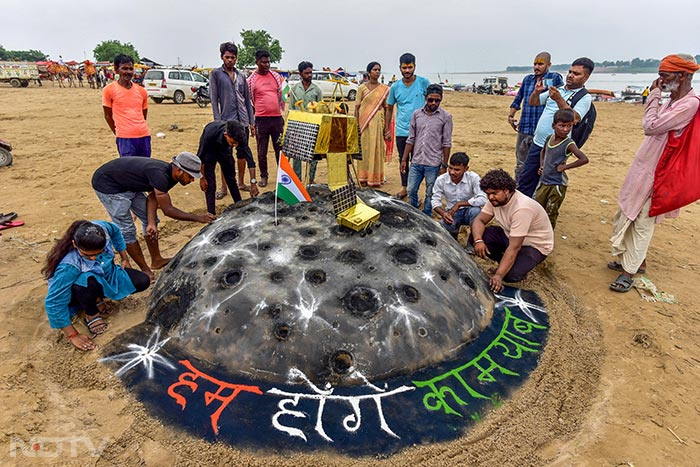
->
xmin=101 ymin=187 xmax=549 ymax=455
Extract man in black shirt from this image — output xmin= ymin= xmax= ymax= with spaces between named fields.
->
xmin=92 ymin=152 xmax=216 ymax=279
xmin=197 ymin=120 xmax=259 ymax=215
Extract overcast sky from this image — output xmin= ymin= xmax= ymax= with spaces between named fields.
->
xmin=3 ymin=0 xmax=699 ymax=75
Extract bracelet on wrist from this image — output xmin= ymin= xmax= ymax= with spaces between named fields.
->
xmin=474 ymin=239 xmax=484 ymax=244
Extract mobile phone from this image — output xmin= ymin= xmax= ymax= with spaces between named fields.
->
xmin=543 ymin=78 xmax=553 ymax=88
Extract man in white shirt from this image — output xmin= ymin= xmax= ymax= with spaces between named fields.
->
xmin=431 ymin=152 xmax=486 ymax=240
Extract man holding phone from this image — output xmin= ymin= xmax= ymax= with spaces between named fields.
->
xmin=507 ymin=52 xmax=563 ymax=183
xmin=517 ymin=57 xmax=594 ymax=198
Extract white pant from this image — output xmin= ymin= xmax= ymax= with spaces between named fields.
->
xmin=610 ymin=197 xmax=656 ymax=274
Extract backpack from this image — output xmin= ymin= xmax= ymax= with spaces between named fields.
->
xmin=567 ymin=88 xmax=596 ymax=147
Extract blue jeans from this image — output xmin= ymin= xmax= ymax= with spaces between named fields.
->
xmin=441 ymin=206 xmax=482 ymax=234
xmin=94 ymin=190 xmax=151 ymax=244
xmin=516 ymin=142 xmax=543 ymax=198
xmin=407 ymin=164 xmax=440 ymax=215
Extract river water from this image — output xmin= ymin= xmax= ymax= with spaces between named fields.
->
xmin=424 ymin=72 xmax=698 ymax=97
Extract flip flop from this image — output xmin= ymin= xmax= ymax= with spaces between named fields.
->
xmin=84 ymin=316 xmax=108 ymax=335
xmin=607 ymin=261 xmax=645 ymax=275
xmin=239 ymin=184 xmax=250 ymax=192
xmin=0 ymin=220 xmax=24 ymax=231
xmin=609 ymin=274 xmax=634 ymax=293
xmin=0 ymin=212 xmax=17 ymax=223
xmin=97 ymin=299 xmax=114 ymax=316
xmin=215 ymin=191 xmax=227 ymax=200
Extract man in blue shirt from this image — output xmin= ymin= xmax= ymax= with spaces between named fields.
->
xmin=384 ymin=53 xmax=430 ymax=199
xmin=508 ymin=52 xmax=563 ymax=183
xmin=517 ymin=57 xmax=594 ymax=198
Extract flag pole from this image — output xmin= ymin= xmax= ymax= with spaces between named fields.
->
xmin=274 ymin=153 xmax=281 ymax=226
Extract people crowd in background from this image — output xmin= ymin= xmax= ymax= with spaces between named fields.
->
xmin=43 ymin=47 xmax=700 ymax=348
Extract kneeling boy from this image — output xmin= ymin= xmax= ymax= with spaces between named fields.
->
xmin=431 ymin=152 xmax=486 ymax=240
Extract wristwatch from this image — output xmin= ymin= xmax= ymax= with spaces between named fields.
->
xmin=250 ymin=178 xmax=257 ymax=184
xmin=440 ymin=163 xmax=448 ymax=169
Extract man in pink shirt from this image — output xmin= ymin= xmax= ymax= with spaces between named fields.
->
xmin=469 ymin=169 xmax=554 ymax=292
xmin=247 ymin=49 xmax=285 ymax=187
xmin=102 ymin=54 xmax=151 ymax=157
xmin=609 ymin=53 xmax=700 ymax=292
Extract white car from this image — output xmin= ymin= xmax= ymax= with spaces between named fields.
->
xmin=288 ymin=71 xmax=358 ymax=101
xmin=142 ymin=68 xmax=208 ymax=104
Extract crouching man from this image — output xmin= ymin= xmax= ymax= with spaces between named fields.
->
xmin=468 ymin=169 xmax=554 ymax=292
xmin=431 ymin=151 xmax=486 ymax=240
xmin=92 ymin=152 xmax=216 ymax=280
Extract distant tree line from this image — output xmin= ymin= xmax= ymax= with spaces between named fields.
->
xmin=0 ymin=44 xmax=47 ymax=61
xmin=2 ymin=29 xmax=285 ymax=67
xmin=506 ymin=55 xmax=700 ymax=72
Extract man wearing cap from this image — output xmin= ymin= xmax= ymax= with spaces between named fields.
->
xmin=609 ymin=53 xmax=700 ymax=292
xmin=92 ymin=153 xmax=216 ymax=280
xmin=197 ymin=120 xmax=259 ymax=215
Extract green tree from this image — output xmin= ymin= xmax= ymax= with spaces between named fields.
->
xmin=236 ymin=29 xmax=284 ymax=68
xmin=93 ymin=40 xmax=140 ymax=63
xmin=0 ymin=44 xmax=46 ymax=61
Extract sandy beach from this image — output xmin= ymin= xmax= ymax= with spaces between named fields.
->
xmin=1 ymin=85 xmax=699 ymax=466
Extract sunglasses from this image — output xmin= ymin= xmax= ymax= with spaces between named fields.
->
xmin=427 ymin=97 xmax=441 ymax=103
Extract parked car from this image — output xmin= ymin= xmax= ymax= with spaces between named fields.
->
xmin=288 ymin=71 xmax=358 ymax=101
xmin=142 ymin=68 xmax=208 ymax=104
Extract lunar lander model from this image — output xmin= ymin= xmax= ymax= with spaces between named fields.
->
xmin=281 ymin=104 xmax=380 ymax=231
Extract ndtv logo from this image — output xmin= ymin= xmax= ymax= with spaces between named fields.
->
xmin=10 ymin=436 xmax=109 ymax=458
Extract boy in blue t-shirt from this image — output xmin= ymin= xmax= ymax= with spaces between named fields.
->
xmin=534 ymin=109 xmax=588 ymax=227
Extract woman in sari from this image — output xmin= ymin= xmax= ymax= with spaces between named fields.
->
xmin=355 ymin=62 xmax=390 ymax=187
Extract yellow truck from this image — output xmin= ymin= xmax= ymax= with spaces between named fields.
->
xmin=0 ymin=61 xmax=40 ymax=87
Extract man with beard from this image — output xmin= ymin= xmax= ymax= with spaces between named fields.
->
xmin=608 ymin=54 xmax=700 ymax=292
xmin=289 ymin=61 xmax=323 ymax=181
xmin=247 ymin=49 xmax=286 ymax=187
xmin=469 ymin=169 xmax=553 ymax=292
xmin=508 ymin=52 xmax=563 ymax=182
xmin=92 ymin=153 xmax=216 ymax=280
xmin=384 ymin=53 xmax=430 ymax=199
xmin=102 ymin=54 xmax=151 ymax=157
xmin=209 ymin=42 xmax=256 ymax=198
xmin=517 ymin=57 xmax=594 ymax=197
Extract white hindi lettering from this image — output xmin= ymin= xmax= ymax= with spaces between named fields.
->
xmin=267 ymin=368 xmax=414 ymax=442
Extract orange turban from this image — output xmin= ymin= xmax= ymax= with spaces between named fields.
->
xmin=659 ymin=54 xmax=700 ymax=73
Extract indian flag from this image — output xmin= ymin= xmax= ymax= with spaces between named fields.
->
xmin=276 ymin=153 xmax=311 ymax=205
xmin=282 ymin=80 xmax=290 ymax=103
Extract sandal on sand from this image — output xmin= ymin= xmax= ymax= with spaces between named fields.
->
xmin=607 ymin=261 xmax=646 ymax=275
xmin=0 ymin=212 xmax=17 ymax=223
xmin=394 ymin=191 xmax=407 ymax=200
xmin=215 ymin=191 xmax=227 ymax=200
xmin=84 ymin=316 xmax=108 ymax=335
xmin=239 ymin=184 xmax=250 ymax=192
xmin=609 ymin=274 xmax=634 ymax=293
xmin=97 ymin=299 xmax=113 ymax=316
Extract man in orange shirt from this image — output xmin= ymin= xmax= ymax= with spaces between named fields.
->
xmin=103 ymin=54 xmax=151 ymax=157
